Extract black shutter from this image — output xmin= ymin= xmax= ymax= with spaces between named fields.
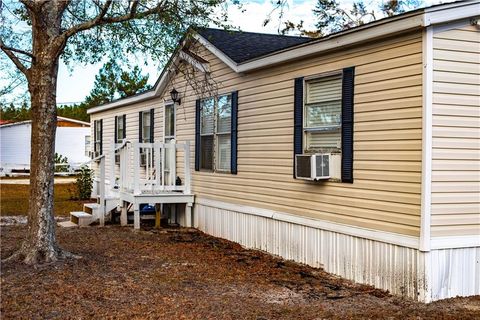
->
xmin=138 ymin=111 xmax=143 ymax=142
xmin=231 ymin=91 xmax=238 ymax=174
xmin=293 ymin=77 xmax=304 ymax=178
xmin=122 ymin=114 xmax=126 ymax=139
xmin=195 ymin=99 xmax=201 ymax=171
xmin=114 ymin=116 xmax=118 ymax=143
xmin=99 ymin=119 xmax=103 ymax=155
xmin=341 ymin=67 xmax=355 ymax=183
xmin=150 ymin=109 xmax=154 ymax=142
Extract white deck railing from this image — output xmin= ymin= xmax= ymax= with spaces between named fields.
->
xmin=111 ymin=140 xmax=191 ymax=195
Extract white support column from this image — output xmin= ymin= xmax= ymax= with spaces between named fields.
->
xmin=110 ymin=139 xmax=115 ymax=192
xmin=120 ymin=200 xmax=128 ymax=226
xmin=184 ymin=141 xmax=191 ymax=194
xmin=99 ymin=157 xmax=105 ymax=227
xmin=133 ymin=202 xmax=140 ymax=230
xmin=185 ymin=202 xmax=193 ymax=228
xmin=133 ymin=141 xmax=140 ymax=195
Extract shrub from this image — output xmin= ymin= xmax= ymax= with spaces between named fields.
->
xmin=76 ymin=166 xmax=93 ymax=200
xmin=54 ymin=152 xmax=70 ymax=173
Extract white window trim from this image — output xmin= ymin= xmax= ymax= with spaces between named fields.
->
xmin=163 ymin=101 xmax=175 ymax=143
xmin=140 ymin=110 xmax=153 ymax=143
xmin=200 ymin=94 xmax=232 ymax=173
xmin=94 ymin=120 xmax=102 ymax=156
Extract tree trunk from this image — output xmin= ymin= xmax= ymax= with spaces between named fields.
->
xmin=3 ymin=3 xmax=77 ymax=265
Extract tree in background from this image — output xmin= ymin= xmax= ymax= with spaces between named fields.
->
xmin=1 ymin=60 xmax=152 ymax=123
xmin=281 ymin=0 xmax=422 ymax=37
xmin=0 ymin=0 xmax=228 ymax=265
xmin=83 ymin=59 xmax=152 ymax=108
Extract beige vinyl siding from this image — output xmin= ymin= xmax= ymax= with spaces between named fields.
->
xmin=91 ymin=31 xmax=424 ymax=236
xmin=90 ymin=100 xmax=163 ymax=181
xmin=431 ymin=24 xmax=480 ymax=238
xmin=164 ymin=31 xmax=424 ymax=236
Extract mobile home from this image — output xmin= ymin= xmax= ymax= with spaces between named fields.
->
xmin=84 ymin=1 xmax=479 ymax=302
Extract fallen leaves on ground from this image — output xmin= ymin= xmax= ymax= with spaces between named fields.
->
xmin=1 ymin=225 xmax=479 ymax=319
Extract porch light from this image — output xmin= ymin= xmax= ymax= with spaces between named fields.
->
xmin=170 ymin=88 xmax=181 ymax=105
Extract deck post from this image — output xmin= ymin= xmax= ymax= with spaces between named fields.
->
xmin=120 ymin=200 xmax=128 ymax=226
xmin=155 ymin=203 xmax=162 ymax=229
xmin=110 ymin=139 xmax=115 ymax=192
xmin=99 ymin=157 xmax=105 ymax=227
xmin=133 ymin=141 xmax=140 ymax=195
xmin=184 ymin=141 xmax=191 ymax=194
xmin=133 ymin=202 xmax=140 ymax=230
xmin=185 ymin=202 xmax=193 ymax=228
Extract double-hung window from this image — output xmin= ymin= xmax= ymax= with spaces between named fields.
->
xmin=140 ymin=111 xmax=152 ymax=143
xmin=164 ymin=103 xmax=175 ymax=143
xmin=304 ymin=74 xmax=342 ymax=152
xmin=200 ymin=94 xmax=232 ymax=172
xmin=139 ymin=109 xmax=154 ymax=167
xmin=115 ymin=115 xmax=126 ymax=164
xmin=93 ymin=119 xmax=102 ymax=158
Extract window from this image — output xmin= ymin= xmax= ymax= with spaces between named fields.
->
xmin=93 ymin=119 xmax=102 ymax=157
xmin=114 ymin=115 xmax=126 ymax=164
xmin=200 ymin=94 xmax=232 ymax=172
xmin=164 ymin=103 xmax=175 ymax=142
xmin=115 ymin=115 xmax=126 ymax=143
xmin=304 ymin=74 xmax=342 ymax=152
xmin=85 ymin=135 xmax=91 ymax=157
xmin=140 ymin=111 xmax=152 ymax=143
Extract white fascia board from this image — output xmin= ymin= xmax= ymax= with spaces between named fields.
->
xmin=424 ymin=0 xmax=480 ymax=26
xmin=196 ymin=198 xmax=420 ymax=249
xmin=236 ymin=13 xmax=425 ymax=72
xmin=87 ymin=90 xmax=156 ymax=114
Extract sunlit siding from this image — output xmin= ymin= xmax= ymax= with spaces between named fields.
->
xmin=168 ymin=31 xmax=424 ymax=237
xmin=431 ymin=24 xmax=480 ymax=238
xmin=91 ymin=31 xmax=424 ymax=236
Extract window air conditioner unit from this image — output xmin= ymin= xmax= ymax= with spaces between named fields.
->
xmin=295 ymin=154 xmax=331 ymax=181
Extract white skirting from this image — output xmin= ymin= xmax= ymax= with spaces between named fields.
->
xmin=194 ymin=199 xmax=479 ymax=302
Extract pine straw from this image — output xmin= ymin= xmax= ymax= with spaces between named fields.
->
xmin=1 ymin=225 xmax=479 ymax=319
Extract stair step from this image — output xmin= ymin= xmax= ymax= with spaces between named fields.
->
xmin=70 ymin=211 xmax=93 ymax=227
xmin=58 ymin=221 xmax=78 ymax=228
xmin=84 ymin=203 xmax=100 ymax=209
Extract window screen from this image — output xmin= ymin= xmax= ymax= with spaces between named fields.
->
xmin=304 ymin=74 xmax=342 ymax=151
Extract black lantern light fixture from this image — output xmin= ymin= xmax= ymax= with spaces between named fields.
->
xmin=170 ymin=88 xmax=181 ymax=105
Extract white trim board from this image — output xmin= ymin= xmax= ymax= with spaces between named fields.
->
xmin=195 ymin=197 xmax=419 ymax=249
xmin=419 ymin=25 xmax=433 ymax=252
xmin=431 ymin=235 xmax=480 ymax=250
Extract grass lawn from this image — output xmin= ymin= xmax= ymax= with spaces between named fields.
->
xmin=0 ymin=183 xmax=88 ymax=216
xmin=1 ymin=225 xmax=479 ymax=319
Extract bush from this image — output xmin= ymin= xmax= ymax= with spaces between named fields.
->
xmin=54 ymin=153 xmax=70 ymax=173
xmin=76 ymin=166 xmax=93 ymax=200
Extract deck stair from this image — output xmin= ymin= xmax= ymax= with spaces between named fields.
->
xmin=66 ymin=195 xmax=119 ymax=227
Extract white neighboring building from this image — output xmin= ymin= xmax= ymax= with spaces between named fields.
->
xmin=0 ymin=116 xmax=91 ymax=174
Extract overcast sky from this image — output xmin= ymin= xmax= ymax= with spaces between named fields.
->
xmin=5 ymin=0 xmax=446 ymax=105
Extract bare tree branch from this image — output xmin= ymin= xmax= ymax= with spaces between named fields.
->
xmin=62 ymin=0 xmax=163 ymax=39
xmin=0 ymin=42 xmax=34 ymax=59
xmin=0 ymin=38 xmax=29 ymax=76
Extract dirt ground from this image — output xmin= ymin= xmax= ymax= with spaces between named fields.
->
xmin=1 ymin=225 xmax=479 ymax=319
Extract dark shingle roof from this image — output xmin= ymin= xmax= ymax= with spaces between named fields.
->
xmin=197 ymin=28 xmax=312 ymax=64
